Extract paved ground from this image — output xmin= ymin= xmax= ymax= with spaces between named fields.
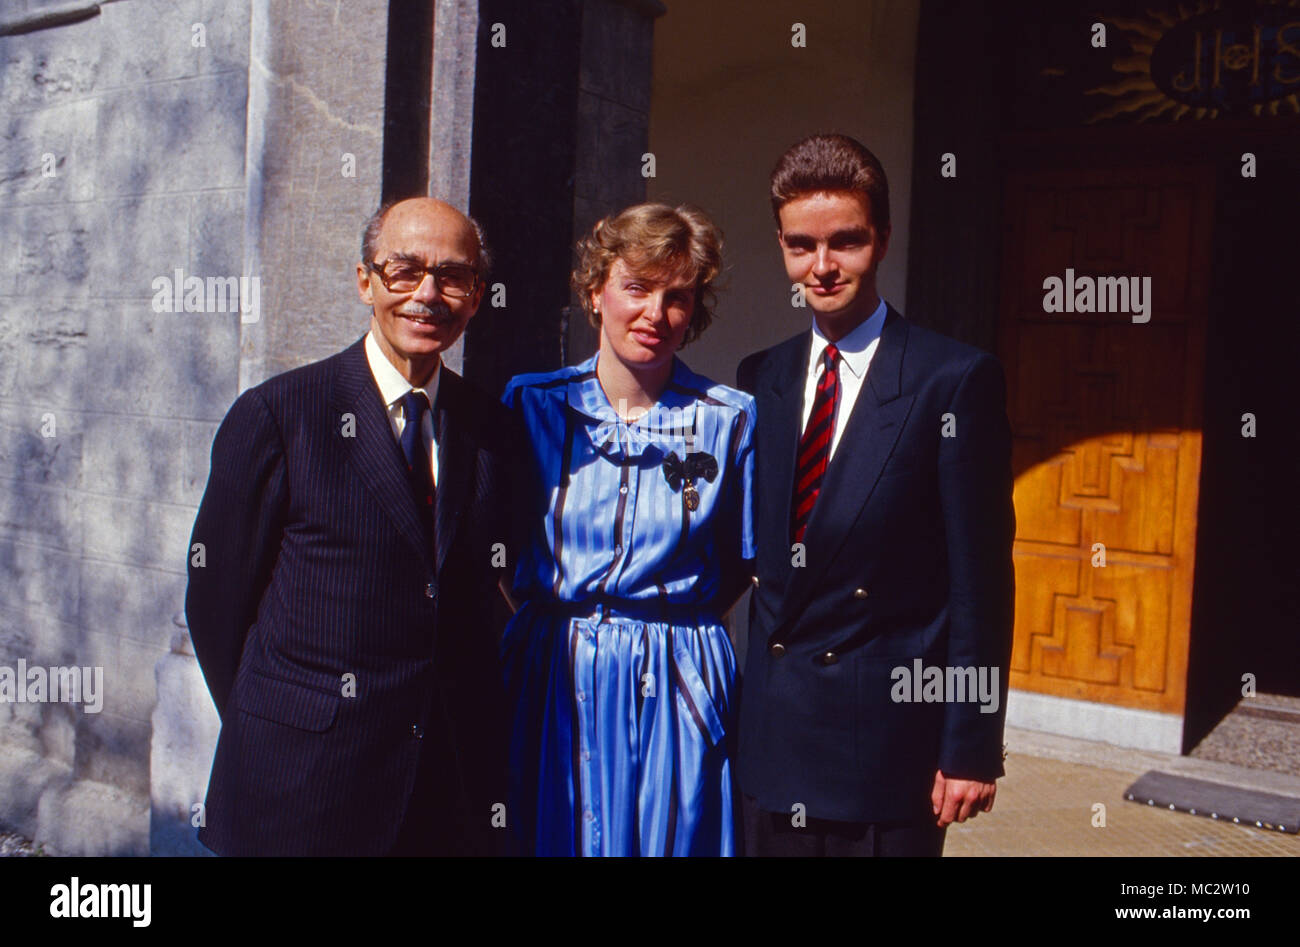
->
xmin=946 ymin=726 xmax=1300 ymax=857
xmin=1190 ymin=693 xmax=1300 ymax=776
xmin=4 ymin=721 xmax=1297 ymax=857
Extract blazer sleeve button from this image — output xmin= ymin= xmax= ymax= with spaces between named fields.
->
xmin=853 ymin=588 xmax=869 ymax=599
xmin=425 ymin=583 xmax=436 ymax=598
xmin=769 ymin=642 xmax=786 ymax=658
xmin=820 ymin=651 xmax=839 ymax=665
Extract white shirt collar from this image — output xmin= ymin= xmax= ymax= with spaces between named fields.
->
xmin=809 ymin=297 xmax=888 ymax=379
xmin=365 ymin=329 xmax=441 ymax=409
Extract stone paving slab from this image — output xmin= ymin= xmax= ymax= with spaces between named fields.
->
xmin=947 ymin=728 xmax=1300 ymax=857
xmin=4 ymin=724 xmax=1296 ymax=857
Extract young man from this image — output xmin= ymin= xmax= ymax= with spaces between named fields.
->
xmin=187 ymin=198 xmax=516 ymax=855
xmin=736 ymin=134 xmax=1016 ymax=856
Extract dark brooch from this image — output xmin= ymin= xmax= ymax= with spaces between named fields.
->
xmin=662 ymin=451 xmax=718 ymax=512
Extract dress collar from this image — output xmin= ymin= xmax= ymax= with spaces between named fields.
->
xmin=566 ymin=353 xmax=699 ymax=457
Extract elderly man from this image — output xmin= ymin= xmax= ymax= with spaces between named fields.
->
xmin=187 ymin=197 xmax=517 ymax=856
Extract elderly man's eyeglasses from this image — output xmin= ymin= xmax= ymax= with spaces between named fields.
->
xmin=367 ymin=258 xmax=479 ymax=298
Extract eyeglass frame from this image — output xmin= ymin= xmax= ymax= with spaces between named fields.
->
xmin=365 ymin=257 xmax=481 ymax=298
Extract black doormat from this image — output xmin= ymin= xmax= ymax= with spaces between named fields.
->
xmin=1123 ymin=771 xmax=1300 ymax=834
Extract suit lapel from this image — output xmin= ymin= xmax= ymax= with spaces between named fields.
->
xmin=779 ymin=308 xmax=915 ymax=626
xmin=756 ymin=333 xmax=810 ymax=567
xmin=331 ymin=337 xmax=435 ymax=573
xmin=433 ymin=369 xmax=475 ymax=577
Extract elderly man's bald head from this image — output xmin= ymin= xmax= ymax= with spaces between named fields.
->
xmin=356 ymin=196 xmax=492 ymax=385
xmin=361 ymin=197 xmax=492 ymax=276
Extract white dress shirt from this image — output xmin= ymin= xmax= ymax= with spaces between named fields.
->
xmin=800 ymin=298 xmax=888 ymax=460
xmin=365 ymin=330 xmax=440 ymax=488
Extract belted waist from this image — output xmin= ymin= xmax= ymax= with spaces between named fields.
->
xmin=533 ymin=596 xmax=721 ymax=627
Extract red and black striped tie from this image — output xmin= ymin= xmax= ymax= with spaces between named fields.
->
xmin=791 ymin=343 xmax=840 ymax=545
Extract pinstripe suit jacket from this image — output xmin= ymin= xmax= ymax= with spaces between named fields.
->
xmin=186 ymin=335 xmax=517 ymax=855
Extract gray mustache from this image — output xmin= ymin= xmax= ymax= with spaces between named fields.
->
xmin=399 ymin=302 xmax=451 ymax=319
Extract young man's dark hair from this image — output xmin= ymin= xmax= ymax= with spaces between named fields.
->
xmin=769 ymin=133 xmax=891 ymax=231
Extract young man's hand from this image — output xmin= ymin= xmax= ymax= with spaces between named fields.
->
xmin=931 ymin=770 xmax=996 ymax=827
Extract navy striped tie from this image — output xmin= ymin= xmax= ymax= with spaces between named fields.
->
xmin=400 ymin=389 xmax=435 ymax=520
xmin=791 ymin=344 xmax=840 ymax=545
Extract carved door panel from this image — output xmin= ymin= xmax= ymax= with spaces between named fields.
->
xmin=998 ymin=165 xmax=1213 ymax=713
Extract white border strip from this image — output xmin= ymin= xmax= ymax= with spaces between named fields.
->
xmin=1006 ymin=688 xmax=1184 ymax=754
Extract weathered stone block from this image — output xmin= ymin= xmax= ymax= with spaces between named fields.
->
xmin=36 ymin=776 xmax=149 ymax=856
xmin=0 ymin=404 xmax=82 ymax=487
xmin=76 ymin=197 xmax=189 ymax=293
xmin=38 ymin=700 xmax=78 ymax=768
xmin=87 ymin=303 xmax=238 ymax=421
xmin=0 ymin=37 xmax=101 ymax=114
xmin=82 ymin=414 xmax=188 ymax=505
xmin=0 ymin=309 xmax=19 ymax=397
xmin=94 ymin=76 xmax=246 ymax=197
xmin=189 ymin=188 xmax=244 ymax=280
xmin=150 ymin=646 xmax=219 ymax=856
xmin=14 ymin=202 xmax=93 ymax=297
xmin=13 ymin=304 xmax=92 ymax=410
xmin=79 ymin=560 xmax=185 ymax=653
xmin=73 ymin=710 xmax=153 ymax=796
xmin=182 ymin=420 xmax=220 ymax=506
xmin=0 ymin=478 xmax=79 ymax=550
xmin=81 ymin=493 xmax=194 ymax=573
xmin=197 ymin=0 xmax=250 ymax=77
xmin=0 ymin=97 xmax=97 ymax=204
xmin=96 ymin=0 xmax=204 ymax=91
xmin=0 ymin=744 xmax=68 ymax=842
xmin=0 ymin=539 xmax=81 ymax=626
xmin=0 ymin=697 xmax=44 ymax=756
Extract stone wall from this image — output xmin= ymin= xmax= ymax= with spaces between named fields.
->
xmin=237 ymin=0 xmax=388 ymax=390
xmin=0 ymin=0 xmax=661 ymax=855
xmin=0 ymin=0 xmax=250 ymax=854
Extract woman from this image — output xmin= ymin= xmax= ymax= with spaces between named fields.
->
xmin=502 ymin=203 xmax=755 ymax=856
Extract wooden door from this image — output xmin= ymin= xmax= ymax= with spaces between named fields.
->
xmin=998 ymin=165 xmax=1213 ymax=714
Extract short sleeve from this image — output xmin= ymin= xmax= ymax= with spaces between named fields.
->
xmin=501 ymin=376 xmax=522 ymax=412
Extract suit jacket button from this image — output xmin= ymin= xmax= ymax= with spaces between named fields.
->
xmin=425 ymin=583 xmax=436 ymax=598
xmin=769 ymin=642 xmax=786 ymax=658
xmin=751 ymin=575 xmax=760 ymax=587
xmin=853 ymin=588 xmax=869 ymax=599
xmin=821 ymin=651 xmax=839 ymax=665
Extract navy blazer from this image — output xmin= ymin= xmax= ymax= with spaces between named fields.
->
xmin=186 ymin=335 xmax=518 ymax=855
xmin=736 ymin=308 xmax=1015 ymax=824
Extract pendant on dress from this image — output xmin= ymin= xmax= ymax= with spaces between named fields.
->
xmin=683 ymin=481 xmax=700 ymax=512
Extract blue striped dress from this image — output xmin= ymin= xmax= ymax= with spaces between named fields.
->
xmin=502 ymin=353 xmax=755 ymax=856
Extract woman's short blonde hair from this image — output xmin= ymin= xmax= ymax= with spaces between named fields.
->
xmin=572 ymin=203 xmax=723 ymax=346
